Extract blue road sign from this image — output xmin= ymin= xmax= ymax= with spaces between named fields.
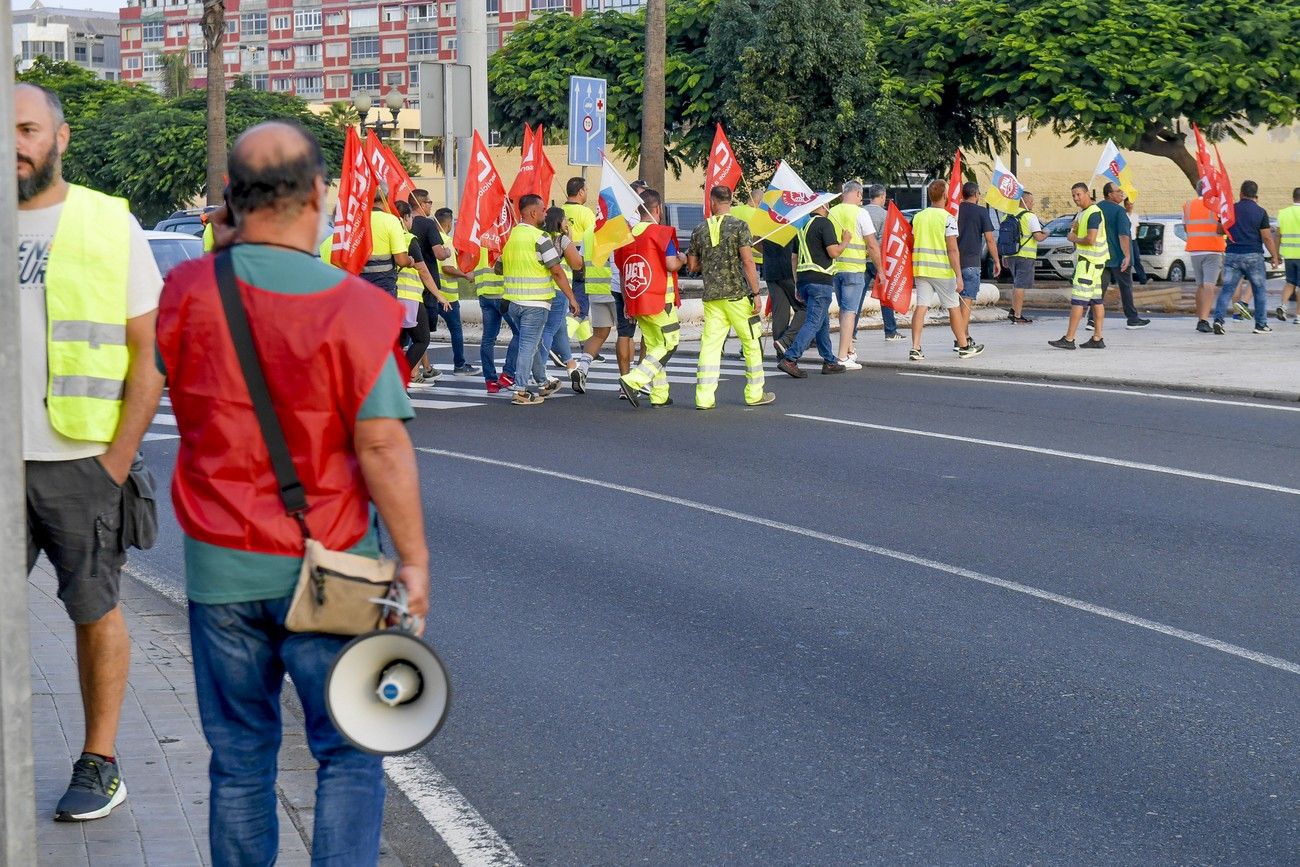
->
xmin=568 ymin=75 xmax=607 ymax=167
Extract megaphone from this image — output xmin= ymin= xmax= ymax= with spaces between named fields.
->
xmin=325 ymin=592 xmax=451 ymax=755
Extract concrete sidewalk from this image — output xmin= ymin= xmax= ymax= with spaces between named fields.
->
xmin=28 ymin=562 xmax=403 ymax=866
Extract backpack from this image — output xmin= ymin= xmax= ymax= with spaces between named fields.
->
xmin=997 ymin=210 xmax=1027 ymax=257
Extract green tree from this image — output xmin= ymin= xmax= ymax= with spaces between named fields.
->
xmin=886 ymin=0 xmax=1300 ymax=188
xmin=158 ymin=52 xmax=192 ymax=99
xmin=325 ymin=100 xmax=360 ymax=132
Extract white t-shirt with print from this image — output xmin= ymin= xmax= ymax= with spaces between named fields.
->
xmin=19 ymin=200 xmax=163 ymax=461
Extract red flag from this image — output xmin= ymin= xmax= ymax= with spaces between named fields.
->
xmin=703 ymin=123 xmax=743 ymax=217
xmin=1211 ymin=144 xmax=1236 ymax=232
xmin=363 ymin=131 xmax=416 ymax=216
xmin=453 ymin=130 xmax=514 ymax=274
xmin=330 ymin=126 xmax=377 ymax=274
xmin=871 ymin=202 xmax=914 ymax=314
xmin=944 ymin=149 xmax=963 ymax=217
xmin=508 ymin=123 xmax=556 ymax=207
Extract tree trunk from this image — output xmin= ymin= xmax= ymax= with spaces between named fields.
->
xmin=203 ymin=0 xmax=227 ymax=205
xmin=638 ymin=0 xmax=667 ymax=195
xmin=1133 ymin=124 xmax=1200 ymax=193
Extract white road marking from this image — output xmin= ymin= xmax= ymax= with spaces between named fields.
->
xmin=897 ymin=371 xmax=1300 ymax=413
xmin=417 ymin=447 xmax=1300 ymax=677
xmin=143 ymin=431 xmax=180 ymax=442
xmin=787 ymin=414 xmax=1300 ymax=498
xmin=151 ymin=413 xmax=178 ymax=426
xmin=123 ymin=564 xmax=524 ymax=867
xmin=409 ymin=398 xmax=486 ymax=410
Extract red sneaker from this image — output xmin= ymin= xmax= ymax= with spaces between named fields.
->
xmin=497 ymin=372 xmax=515 ymax=389
xmin=485 ymin=379 xmax=502 ymax=394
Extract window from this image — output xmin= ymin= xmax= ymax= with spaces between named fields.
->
xmin=326 ymin=11 xmax=345 ymax=26
xmin=168 ymin=24 xmax=185 ymax=39
xmin=349 ymin=7 xmax=378 ymax=28
xmin=253 ymin=73 xmax=268 ymax=91
xmin=141 ymin=21 xmax=164 ymax=42
xmin=487 ymin=25 xmax=500 ymax=51
xmin=385 ymin=71 xmax=404 ymax=87
xmin=295 ymin=75 xmax=324 ymax=96
xmin=122 ymin=26 xmax=139 ymax=42
xmin=240 ymin=12 xmax=267 ymax=36
xmin=295 ymin=43 xmax=321 ymax=63
xmin=271 ymin=47 xmax=291 ymax=62
xmin=294 ymin=8 xmax=322 ymax=32
xmin=352 ymin=70 xmax=380 ymax=91
xmin=272 ymin=14 xmax=290 ymax=31
xmin=188 ymin=22 xmax=202 ymax=39
xmin=382 ymin=37 xmax=404 ymax=55
xmin=74 ymin=43 xmax=88 ymax=62
xmin=142 ymin=51 xmax=163 ymax=71
xmin=326 ymin=41 xmax=347 ymax=57
xmin=407 ymin=32 xmax=437 ymax=55
xmin=273 ymin=77 xmax=292 ymax=92
xmin=531 ymin=0 xmax=565 ymax=9
xmin=188 ymin=48 xmax=207 ymax=68
xmin=23 ymin=41 xmax=67 ymax=61
xmin=223 ymin=48 xmax=239 ymax=65
xmin=92 ymin=43 xmax=105 ymax=64
xmin=350 ymin=36 xmax=379 ymax=59
xmin=486 ymin=0 xmax=499 ymax=12
xmin=440 ymin=2 xmax=454 ymax=17
xmin=407 ymin=4 xmax=434 ymax=21
xmin=442 ymin=36 xmax=457 ymax=53
xmin=328 ymin=73 xmax=347 ymax=90
xmin=409 ymin=63 xmax=420 ymax=86
xmin=225 ymin=20 xmax=237 ymax=34
xmin=126 ymin=56 xmax=141 ymax=70
xmin=382 ymin=5 xmax=402 ymax=21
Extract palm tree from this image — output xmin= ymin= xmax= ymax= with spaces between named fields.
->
xmin=202 ymin=0 xmax=226 ymax=204
xmin=158 ymin=52 xmax=190 ymax=99
xmin=638 ymin=0 xmax=667 ymax=194
xmin=325 ymin=101 xmax=360 ymax=132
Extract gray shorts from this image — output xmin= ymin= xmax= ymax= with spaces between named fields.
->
xmin=914 ymin=275 xmax=959 ymax=309
xmin=1008 ymin=256 xmax=1036 ymax=290
xmin=589 ymin=296 xmax=618 ymax=329
xmin=1191 ymin=253 xmax=1224 ymax=287
xmin=26 ymin=457 xmax=126 ymax=624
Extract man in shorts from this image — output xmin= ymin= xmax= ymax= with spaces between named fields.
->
xmin=909 ymin=180 xmax=984 ymax=360
xmin=956 ymin=181 xmax=1001 ymax=350
xmin=1050 ymin=183 xmax=1110 ymax=349
xmin=1004 ymin=191 xmax=1048 ymax=323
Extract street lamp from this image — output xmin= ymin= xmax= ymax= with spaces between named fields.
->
xmin=354 ymin=88 xmax=404 ymax=138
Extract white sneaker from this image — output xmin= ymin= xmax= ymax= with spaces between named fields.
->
xmin=847 ymin=352 xmax=858 ymax=364
xmin=838 ymin=356 xmax=863 ymax=370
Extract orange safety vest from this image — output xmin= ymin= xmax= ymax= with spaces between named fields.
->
xmin=1183 ymin=199 xmax=1225 ymax=253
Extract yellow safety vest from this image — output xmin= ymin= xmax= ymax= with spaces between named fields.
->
xmin=729 ymin=203 xmax=762 ymax=266
xmin=395 ymin=231 xmax=424 ymax=303
xmin=583 ymin=227 xmax=612 ymax=296
xmin=465 ymin=247 xmax=501 ymax=297
xmin=1015 ymin=211 xmax=1040 ymax=259
xmin=202 ymin=221 xmax=215 ymax=252
xmin=796 ymin=215 xmax=836 ymax=276
xmin=828 ymin=202 xmax=867 ymax=274
xmin=1074 ymin=204 xmax=1110 ymax=265
xmin=1279 ymin=204 xmax=1300 ymax=260
xmin=45 ymin=184 xmax=133 ymax=443
xmin=911 ymin=207 xmax=955 ymax=279
xmin=501 ymin=224 xmax=556 ymax=303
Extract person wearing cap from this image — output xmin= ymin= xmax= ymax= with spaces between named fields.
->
xmin=827 ymin=180 xmax=884 ymax=369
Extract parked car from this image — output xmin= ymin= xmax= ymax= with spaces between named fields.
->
xmin=663 ymin=201 xmax=705 ymax=257
xmin=145 ymin=229 xmax=204 ymax=276
xmin=1138 ymin=214 xmax=1283 ymax=282
xmin=153 ymin=206 xmax=219 ymax=238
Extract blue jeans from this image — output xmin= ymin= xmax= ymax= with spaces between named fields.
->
xmin=507 ymin=303 xmax=549 ymax=392
xmin=863 ymin=263 xmax=897 ymax=336
xmin=1214 ymin=253 xmax=1269 ymax=326
xmin=784 ymin=279 xmax=835 ymax=364
xmin=959 ymin=266 xmax=981 ymax=300
xmin=832 ymin=272 xmax=867 ymax=316
xmin=190 ymin=597 xmax=385 ymax=867
xmin=428 ymin=299 xmax=466 ymax=368
xmin=478 ymin=296 xmax=516 ymax=382
xmin=541 ymin=292 xmax=572 ymax=363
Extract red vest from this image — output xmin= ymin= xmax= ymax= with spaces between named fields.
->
xmin=615 ymin=223 xmax=676 ymax=317
xmin=156 ymin=255 xmax=404 ymax=556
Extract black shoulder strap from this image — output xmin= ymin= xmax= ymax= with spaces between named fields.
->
xmin=214 ymin=250 xmax=311 ymax=537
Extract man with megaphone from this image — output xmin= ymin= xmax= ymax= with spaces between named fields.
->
xmin=156 ymin=121 xmax=436 ymax=866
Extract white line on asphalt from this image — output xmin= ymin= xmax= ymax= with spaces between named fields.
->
xmin=787 ymin=414 xmax=1300 ymax=498
xmin=409 ymin=398 xmax=487 ymax=410
xmin=896 ymin=372 xmax=1300 ymax=413
xmin=122 ymin=564 xmax=525 ymax=867
xmin=383 ymin=754 xmax=525 ymax=867
xmin=417 ymin=447 xmax=1300 ymax=677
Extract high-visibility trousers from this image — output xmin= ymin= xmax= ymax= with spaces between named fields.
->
xmin=696 ymin=297 xmax=765 ymax=408
xmin=619 ymin=305 xmax=680 ymax=405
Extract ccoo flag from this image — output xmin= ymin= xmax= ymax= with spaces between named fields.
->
xmin=985 ymin=157 xmax=1026 ymax=213
xmin=944 ymin=149 xmax=963 ymax=217
xmin=330 ymin=126 xmax=377 ymax=274
xmin=590 ymin=152 xmax=644 ymax=265
xmin=870 ymin=202 xmax=914 ymax=314
xmin=1094 ymin=139 xmax=1139 ymax=202
xmin=703 ymin=124 xmax=743 ymax=218
xmin=453 ymin=130 xmax=514 ymax=274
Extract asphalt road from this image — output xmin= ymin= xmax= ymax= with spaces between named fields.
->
xmin=130 ymin=343 xmax=1299 ymax=866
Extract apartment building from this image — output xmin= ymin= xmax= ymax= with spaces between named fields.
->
xmin=14 ymin=0 xmax=120 ymax=80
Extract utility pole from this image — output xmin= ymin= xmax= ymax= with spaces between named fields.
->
xmin=456 ymin=0 xmax=488 ymax=201
xmin=0 ymin=0 xmax=38 ymax=860
xmin=639 ymin=0 xmax=667 ymax=194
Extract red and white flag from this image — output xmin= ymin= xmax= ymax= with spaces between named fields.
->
xmin=1211 ymin=143 xmax=1236 ymax=232
xmin=508 ymin=123 xmax=556 ymax=208
xmin=363 ymin=131 xmax=416 ymax=216
xmin=871 ymin=202 xmax=914 ymax=314
xmin=453 ymin=130 xmax=514 ymax=273
xmin=703 ymin=123 xmax=742 ymax=217
xmin=944 ymin=149 xmax=963 ymax=217
xmin=1191 ymin=123 xmax=1236 ymax=231
xmin=330 ymin=126 xmax=377 ymax=274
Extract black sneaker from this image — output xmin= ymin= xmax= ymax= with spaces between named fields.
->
xmin=951 ymin=340 xmax=961 ymax=354
xmin=1196 ymin=319 xmax=1212 ymax=333
xmin=1048 ymin=337 xmax=1076 ymax=350
xmin=1273 ymin=306 xmax=1287 ymax=322
xmin=452 ymin=363 xmax=480 ymax=376
xmin=1084 ymin=321 xmax=1094 ymax=331
xmin=908 ymin=348 xmax=925 ymax=361
xmin=956 ymin=342 xmax=985 ymax=358
xmin=1253 ymin=324 xmax=1273 ymax=334
xmin=55 ymin=754 xmax=126 ymax=822
xmin=618 ymin=378 xmax=641 ymax=407
xmin=1212 ymin=320 xmax=1226 ymax=335
xmin=1234 ymin=301 xmax=1251 ymax=319
xmin=570 ymin=367 xmax=587 ymax=394
xmin=593 ymin=353 xmax=607 ymax=362
xmin=1126 ymin=318 xmax=1151 ymax=329
xmin=821 ymin=361 xmax=846 ymax=374
xmin=1080 ymin=337 xmax=1106 ymax=349
xmin=547 ymin=349 xmax=564 ymax=368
